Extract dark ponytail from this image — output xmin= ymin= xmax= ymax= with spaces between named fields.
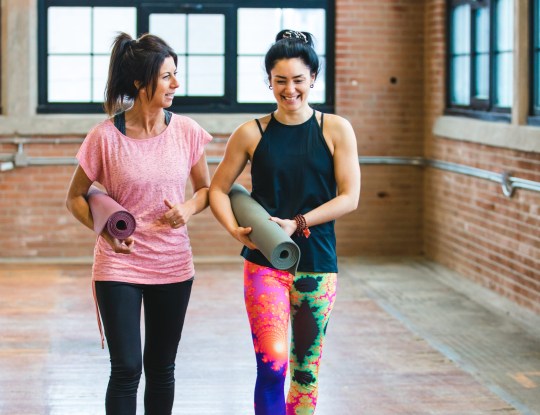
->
xmin=264 ymin=30 xmax=320 ymax=79
xmin=104 ymin=32 xmax=177 ymax=116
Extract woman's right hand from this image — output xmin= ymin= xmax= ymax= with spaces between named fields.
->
xmin=101 ymin=231 xmax=135 ymax=254
xmin=232 ymin=226 xmax=257 ymax=250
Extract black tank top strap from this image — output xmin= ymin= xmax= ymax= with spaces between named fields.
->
xmin=114 ymin=109 xmax=172 ymax=135
xmin=113 ymin=112 xmax=126 ymax=135
xmin=255 ymin=119 xmax=264 ymax=136
xmin=320 ymin=112 xmax=324 ymax=130
xmin=164 ymin=109 xmax=172 ymax=125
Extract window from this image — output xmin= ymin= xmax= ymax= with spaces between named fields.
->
xmin=447 ymin=0 xmax=513 ymax=121
xmin=38 ymin=0 xmax=334 ymax=114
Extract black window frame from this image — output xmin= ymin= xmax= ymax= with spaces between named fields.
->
xmin=445 ymin=0 xmax=512 ymax=122
xmin=529 ymin=0 xmax=540 ymax=125
xmin=37 ymin=0 xmax=335 ymax=114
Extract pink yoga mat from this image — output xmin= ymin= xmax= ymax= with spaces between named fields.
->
xmin=86 ymin=185 xmax=136 ymax=240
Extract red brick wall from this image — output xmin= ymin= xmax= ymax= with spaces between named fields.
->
xmin=423 ymin=1 xmax=540 ymax=313
xmin=335 ymin=0 xmax=425 ymax=255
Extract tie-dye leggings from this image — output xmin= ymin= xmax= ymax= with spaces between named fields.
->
xmin=244 ymin=260 xmax=337 ymax=415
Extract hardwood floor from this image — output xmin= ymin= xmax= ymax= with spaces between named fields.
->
xmin=0 ymin=260 xmax=525 ymax=415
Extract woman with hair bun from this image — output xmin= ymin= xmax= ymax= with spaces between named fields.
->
xmin=210 ymin=30 xmax=360 ymax=414
xmin=65 ymin=32 xmax=212 ymax=414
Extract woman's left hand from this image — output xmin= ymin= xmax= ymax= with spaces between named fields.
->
xmin=162 ymin=199 xmax=192 ymax=228
xmin=269 ymin=216 xmax=296 ymax=237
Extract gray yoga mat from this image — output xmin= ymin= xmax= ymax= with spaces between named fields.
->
xmin=229 ymin=183 xmax=300 ymax=275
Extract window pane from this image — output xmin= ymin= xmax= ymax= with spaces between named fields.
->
xmin=188 ymin=15 xmax=224 ymax=54
xmin=237 ymin=56 xmax=270 ymax=103
xmin=238 ymin=9 xmax=281 ymax=54
xmin=93 ymin=8 xmax=136 ymax=54
xmin=150 ymin=13 xmax=224 ymax=97
xmin=451 ymin=4 xmax=470 ymax=54
xmin=48 ymin=7 xmax=91 ymax=53
xmin=450 ymin=4 xmax=471 ymax=106
xmin=93 ymin=56 xmax=109 ymax=102
xmin=150 ymin=14 xmax=187 ymax=54
xmin=474 ymin=54 xmax=489 ymax=99
xmin=495 ymin=52 xmax=513 ymax=107
xmin=496 ymin=0 xmax=513 ymax=51
xmin=473 ymin=7 xmax=489 ymax=100
xmin=187 ymin=56 xmax=224 ymax=96
xmin=475 ymin=8 xmax=489 ymax=53
xmin=175 ymin=56 xmax=187 ymax=96
xmin=48 ymin=56 xmax=91 ymax=102
xmin=494 ymin=0 xmax=513 ymax=107
xmin=451 ymin=56 xmax=470 ymax=105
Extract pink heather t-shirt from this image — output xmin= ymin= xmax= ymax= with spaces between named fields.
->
xmin=77 ymin=113 xmax=212 ymax=285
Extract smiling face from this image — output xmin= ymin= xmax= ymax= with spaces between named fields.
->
xmin=140 ymin=55 xmax=179 ymax=108
xmin=269 ymin=58 xmax=316 ymax=113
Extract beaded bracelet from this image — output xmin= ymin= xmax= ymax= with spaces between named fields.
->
xmin=294 ymin=214 xmax=311 ymax=238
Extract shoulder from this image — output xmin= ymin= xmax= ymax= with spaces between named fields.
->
xmin=231 ymin=114 xmax=271 ymax=141
xmin=320 ymin=112 xmax=355 ymax=142
xmin=169 ymin=113 xmax=212 ymax=140
xmin=320 ymin=112 xmax=353 ymax=132
xmin=83 ymin=118 xmax=116 ymax=143
xmin=89 ymin=117 xmax=114 ymax=133
xmin=170 ymin=113 xmax=202 ymax=130
xmin=225 ymin=115 xmax=272 ymax=156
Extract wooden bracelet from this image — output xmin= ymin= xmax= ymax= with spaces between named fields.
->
xmin=294 ymin=214 xmax=311 ymax=238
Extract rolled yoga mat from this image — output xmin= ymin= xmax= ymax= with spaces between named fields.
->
xmin=229 ymin=183 xmax=300 ymax=275
xmin=86 ymin=185 xmax=136 ymax=240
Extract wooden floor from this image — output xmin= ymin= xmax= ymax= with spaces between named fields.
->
xmin=0 ymin=259 xmax=532 ymax=415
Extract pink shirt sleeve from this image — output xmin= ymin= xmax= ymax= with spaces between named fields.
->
xmin=76 ymin=122 xmax=107 ymax=182
xmin=182 ymin=116 xmax=212 ymax=168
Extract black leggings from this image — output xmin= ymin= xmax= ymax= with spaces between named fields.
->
xmin=95 ymin=279 xmax=193 ymax=415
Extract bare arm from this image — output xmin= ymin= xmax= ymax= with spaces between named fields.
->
xmin=209 ymin=122 xmax=258 ymax=249
xmin=65 ymin=165 xmax=134 ymax=254
xmin=65 ymin=165 xmax=95 ymax=231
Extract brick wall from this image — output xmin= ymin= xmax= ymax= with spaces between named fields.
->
xmin=423 ymin=1 xmax=540 ymax=313
xmin=335 ymin=0 xmax=425 ymax=255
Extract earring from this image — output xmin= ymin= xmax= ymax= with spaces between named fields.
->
xmin=310 ymin=84 xmax=314 ymax=88
xmin=269 ymin=85 xmax=273 ymax=90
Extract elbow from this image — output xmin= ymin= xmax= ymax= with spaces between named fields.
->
xmin=348 ymin=196 xmax=359 ymax=213
xmin=65 ymin=197 xmax=73 ymax=214
xmin=193 ymin=186 xmax=210 ymax=210
xmin=340 ymin=192 xmax=359 ymax=213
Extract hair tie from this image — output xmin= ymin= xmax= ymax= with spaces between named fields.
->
xmin=282 ymin=30 xmax=308 ymax=44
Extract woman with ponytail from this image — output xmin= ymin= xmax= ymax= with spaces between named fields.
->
xmin=66 ymin=32 xmax=212 ymax=414
xmin=210 ymin=30 xmax=360 ymax=414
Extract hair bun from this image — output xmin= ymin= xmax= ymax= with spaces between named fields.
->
xmin=279 ymin=30 xmax=309 ymax=44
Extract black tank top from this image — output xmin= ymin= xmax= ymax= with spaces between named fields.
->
xmin=241 ymin=110 xmax=338 ymax=273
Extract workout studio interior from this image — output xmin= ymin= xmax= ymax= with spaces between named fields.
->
xmin=1 ymin=1 xmax=539 ymax=414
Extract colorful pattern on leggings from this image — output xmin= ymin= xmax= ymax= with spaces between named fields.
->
xmin=244 ymin=260 xmax=337 ymax=415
